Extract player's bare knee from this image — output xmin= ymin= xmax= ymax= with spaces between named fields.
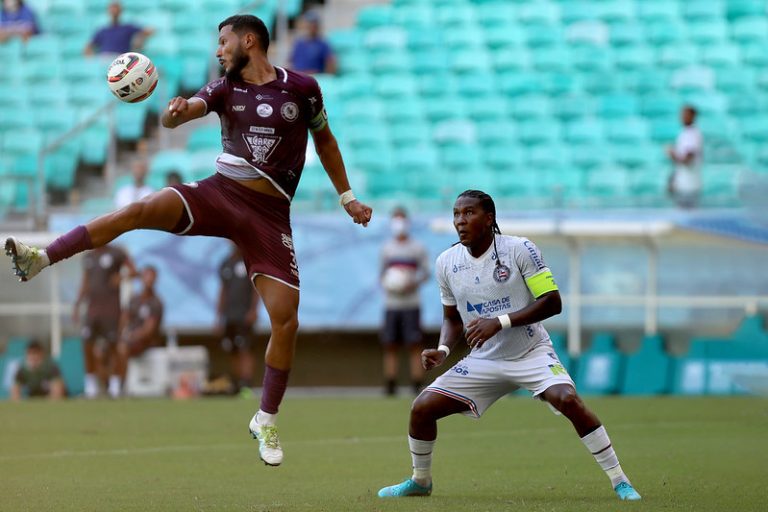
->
xmin=556 ymin=389 xmax=583 ymax=416
xmin=271 ymin=312 xmax=299 ymax=336
xmin=410 ymin=394 xmax=436 ymax=422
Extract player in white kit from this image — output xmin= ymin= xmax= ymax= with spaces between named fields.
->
xmin=377 ymin=190 xmax=641 ymax=501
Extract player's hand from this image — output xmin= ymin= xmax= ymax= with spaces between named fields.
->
xmin=344 ymin=200 xmax=372 ymax=227
xmin=421 ymin=348 xmax=447 ymax=370
xmin=465 ymin=318 xmax=502 ymax=349
xmin=167 ymin=96 xmax=189 ymax=117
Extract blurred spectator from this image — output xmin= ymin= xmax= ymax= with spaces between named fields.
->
xmin=379 ymin=207 xmax=430 ymax=396
xmin=666 ymin=105 xmax=703 ymax=208
xmin=216 ymin=243 xmax=260 ymax=395
xmin=115 ymin=160 xmax=154 ymax=209
xmin=84 ymin=1 xmax=153 ymax=56
xmin=166 ymin=171 xmax=183 ymax=187
xmin=115 ymin=266 xmax=164 ymax=397
xmin=11 ymin=341 xmax=65 ymax=401
xmin=289 ymin=10 xmax=336 ymax=75
xmin=73 ymin=244 xmax=136 ymax=398
xmin=0 ymin=0 xmax=39 ymax=42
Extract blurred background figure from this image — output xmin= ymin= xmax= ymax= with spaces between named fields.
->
xmin=114 ymin=160 xmax=154 ymax=209
xmin=216 ymin=243 xmax=260 ymax=396
xmin=165 ymin=171 xmax=183 ymax=188
xmin=73 ymin=245 xmax=136 ymax=398
xmin=84 ymin=1 xmax=153 ymax=56
xmin=379 ymin=207 xmax=430 ymax=396
xmin=11 ymin=341 xmax=65 ymax=400
xmin=0 ymin=0 xmax=39 ymax=42
xmin=666 ymin=105 xmax=703 ymax=209
xmin=115 ymin=266 xmax=163 ymax=398
xmin=289 ymin=9 xmax=336 ymax=75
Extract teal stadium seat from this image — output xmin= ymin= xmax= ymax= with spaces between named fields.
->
xmin=726 ymin=0 xmax=766 ymax=21
xmin=731 ymin=17 xmax=768 ymax=43
xmin=57 ymin=338 xmax=85 ymax=397
xmin=574 ymin=333 xmax=623 ymax=395
xmin=620 ymin=335 xmax=671 ymax=395
xmin=187 ymin=125 xmax=222 ymax=151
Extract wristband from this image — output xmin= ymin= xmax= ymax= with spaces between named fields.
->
xmin=339 ymin=190 xmax=356 ymax=206
xmin=497 ymin=314 xmax=511 ymax=329
xmin=437 ymin=345 xmax=450 ymax=357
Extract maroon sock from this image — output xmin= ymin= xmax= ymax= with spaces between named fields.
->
xmin=260 ymin=365 xmax=290 ymax=414
xmin=46 ymin=225 xmax=94 ymax=264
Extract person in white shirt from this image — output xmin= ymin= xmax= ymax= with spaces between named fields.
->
xmin=114 ymin=160 xmax=154 ymax=209
xmin=379 ymin=207 xmax=430 ymax=396
xmin=377 ymin=190 xmax=641 ymax=502
xmin=666 ymin=105 xmax=703 ymax=208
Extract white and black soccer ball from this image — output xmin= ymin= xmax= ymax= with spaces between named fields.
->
xmin=106 ymin=52 xmax=159 ymax=103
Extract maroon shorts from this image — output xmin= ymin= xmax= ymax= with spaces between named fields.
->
xmin=169 ymin=173 xmax=299 ymax=289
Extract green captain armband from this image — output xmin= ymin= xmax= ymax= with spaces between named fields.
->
xmin=525 ymin=271 xmax=558 ymax=298
xmin=309 ymin=108 xmax=328 ymax=132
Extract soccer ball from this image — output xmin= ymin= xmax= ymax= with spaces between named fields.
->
xmin=382 ymin=266 xmax=413 ymax=294
xmin=106 ymin=52 xmax=159 ymax=103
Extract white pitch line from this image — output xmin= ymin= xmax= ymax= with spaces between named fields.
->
xmin=0 ymin=419 xmax=710 ymax=462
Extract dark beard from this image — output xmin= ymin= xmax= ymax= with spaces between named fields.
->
xmin=225 ymin=49 xmax=250 ymax=81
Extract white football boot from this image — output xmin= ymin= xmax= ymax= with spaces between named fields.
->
xmin=248 ymin=413 xmax=283 ymax=466
xmin=5 ymin=237 xmax=48 ymax=282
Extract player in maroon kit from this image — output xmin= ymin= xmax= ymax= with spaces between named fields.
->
xmin=5 ymin=14 xmax=372 ymax=466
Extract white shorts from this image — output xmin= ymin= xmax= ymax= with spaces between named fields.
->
xmin=425 ymin=343 xmax=575 ymax=418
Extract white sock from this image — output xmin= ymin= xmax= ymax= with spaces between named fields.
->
xmin=108 ymin=376 xmax=121 ymax=398
xmin=409 ymin=436 xmax=435 ymax=484
xmin=257 ymin=409 xmax=277 ymax=426
xmin=40 ymin=250 xmax=51 ymax=267
xmin=580 ymin=426 xmax=628 ymax=487
xmin=84 ymin=374 xmax=98 ymax=398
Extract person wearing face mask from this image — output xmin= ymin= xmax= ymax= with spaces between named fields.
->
xmin=0 ymin=0 xmax=40 ymax=42
xmin=379 ymin=207 xmax=431 ymax=396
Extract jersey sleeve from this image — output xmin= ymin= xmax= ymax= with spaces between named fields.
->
xmin=435 ymin=255 xmax=456 ymax=306
xmin=303 ymin=75 xmax=328 ymax=132
xmin=514 ymin=238 xmax=558 ymax=299
xmin=193 ymin=78 xmax=227 ymax=115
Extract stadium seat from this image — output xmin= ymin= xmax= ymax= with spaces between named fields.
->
xmin=598 ymin=94 xmax=639 ymax=118
xmin=731 ymin=17 xmax=768 ymax=43
xmin=609 ymin=23 xmax=645 ymax=47
xmin=574 ymin=333 xmax=623 ymax=395
xmin=687 ymin=20 xmax=729 ymax=44
xmin=564 ymin=119 xmax=605 ymax=145
xmin=725 ymin=0 xmax=766 ymax=21
xmin=187 ymin=125 xmax=222 ymax=151
xmin=57 ymin=338 xmax=85 ymax=397
xmin=605 ymin=117 xmax=650 ymax=144
xmin=620 ymin=335 xmax=672 ymax=395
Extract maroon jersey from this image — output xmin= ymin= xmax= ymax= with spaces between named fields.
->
xmin=193 ymin=66 xmax=327 ymax=200
xmin=82 ymin=245 xmax=129 ymax=320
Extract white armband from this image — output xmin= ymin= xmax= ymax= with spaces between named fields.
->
xmin=339 ymin=189 xmax=356 ymax=206
xmin=497 ymin=314 xmax=512 ymax=329
xmin=437 ymin=344 xmax=450 ymax=357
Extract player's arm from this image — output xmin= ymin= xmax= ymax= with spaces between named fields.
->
xmin=161 ymin=97 xmax=207 ymax=129
xmin=11 ymin=368 xmax=25 ymax=401
xmin=128 ymin=311 xmax=161 ymax=347
xmin=423 ymin=304 xmax=464 ymax=370
xmin=311 ymin=125 xmax=372 ymax=227
xmin=466 ymin=290 xmax=562 ymax=348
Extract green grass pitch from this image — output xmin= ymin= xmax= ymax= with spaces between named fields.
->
xmin=0 ymin=396 xmax=765 ymax=511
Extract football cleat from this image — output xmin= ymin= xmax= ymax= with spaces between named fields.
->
xmin=378 ymin=478 xmax=432 ymax=498
xmin=248 ymin=414 xmax=283 ymax=466
xmin=614 ymin=481 xmax=642 ymax=501
xmin=5 ymin=237 xmax=48 ymax=282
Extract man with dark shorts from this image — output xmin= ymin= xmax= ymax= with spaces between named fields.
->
xmin=5 ymin=14 xmax=372 ymax=466
xmin=380 ymin=207 xmax=430 ymax=396
xmin=115 ymin=266 xmax=163 ymax=397
xmin=73 ymin=244 xmax=136 ymax=398
xmin=217 ymin=243 xmax=260 ymax=395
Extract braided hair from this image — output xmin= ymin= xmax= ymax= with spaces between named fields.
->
xmin=456 ymin=190 xmax=503 ymax=267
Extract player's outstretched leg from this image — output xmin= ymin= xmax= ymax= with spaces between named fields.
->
xmin=247 ymin=275 xmax=299 ymax=466
xmin=542 ymin=384 xmax=641 ymax=501
xmin=378 ymin=391 xmax=468 ymax=498
xmin=4 ymin=189 xmax=183 ymax=282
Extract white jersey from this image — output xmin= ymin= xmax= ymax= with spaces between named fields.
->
xmin=672 ymin=125 xmax=703 ymax=195
xmin=435 ymin=235 xmax=557 ymax=361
